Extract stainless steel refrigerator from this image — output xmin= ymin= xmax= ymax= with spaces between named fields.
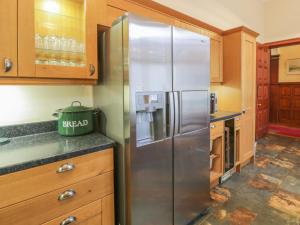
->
xmin=94 ymin=13 xmax=211 ymax=225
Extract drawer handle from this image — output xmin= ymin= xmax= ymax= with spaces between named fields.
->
xmin=58 ymin=189 xmax=76 ymax=201
xmin=210 ymin=124 xmax=216 ymax=129
xmin=57 ymin=163 xmax=75 ymax=173
xmin=60 ymin=216 xmax=77 ymax=225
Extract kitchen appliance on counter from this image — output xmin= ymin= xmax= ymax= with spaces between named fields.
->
xmin=210 ymin=92 xmax=218 ymax=114
xmin=94 ymin=13 xmax=210 ymax=225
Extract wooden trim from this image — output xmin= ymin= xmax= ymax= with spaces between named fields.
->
xmin=264 ymin=37 xmax=300 ymax=48
xmin=120 ymin=0 xmax=223 ymax=34
xmin=223 ymin=26 xmax=259 ymax=37
xmin=0 ymin=77 xmax=97 ymax=85
xmin=277 ymin=82 xmax=300 ymax=85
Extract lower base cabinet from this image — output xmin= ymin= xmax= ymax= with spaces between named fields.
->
xmin=0 ymin=149 xmax=114 ymax=225
xmin=210 ymin=115 xmax=252 ymax=188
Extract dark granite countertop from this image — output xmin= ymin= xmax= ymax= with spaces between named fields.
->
xmin=0 ymin=132 xmax=115 ymax=175
xmin=210 ymin=111 xmax=242 ymax=122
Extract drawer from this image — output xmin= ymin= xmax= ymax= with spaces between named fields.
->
xmin=42 ymin=199 xmax=102 ymax=225
xmin=210 ymin=121 xmax=224 ymax=138
xmin=0 ymin=148 xmax=113 ymax=209
xmin=235 ymin=116 xmax=241 ymax=128
xmin=0 ymin=171 xmax=113 ymax=225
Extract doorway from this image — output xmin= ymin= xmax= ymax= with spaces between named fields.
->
xmin=256 ymin=40 xmax=300 ymax=139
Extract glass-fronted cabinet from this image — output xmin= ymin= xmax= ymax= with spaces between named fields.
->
xmin=19 ymin=0 xmax=98 ymax=79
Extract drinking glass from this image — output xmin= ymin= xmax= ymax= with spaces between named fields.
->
xmin=69 ymin=39 xmax=77 ymax=66
xmin=48 ymin=35 xmax=59 ymax=65
xmin=60 ymin=37 xmax=69 ymax=66
xmin=35 ymin=34 xmax=44 ymax=64
xmin=77 ymin=43 xmax=85 ymax=67
xmin=43 ymin=35 xmax=50 ymax=64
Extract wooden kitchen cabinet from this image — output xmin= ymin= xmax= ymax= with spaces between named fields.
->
xmin=107 ymin=5 xmax=126 ymax=26
xmin=240 ymin=32 xmax=256 ymax=163
xmin=42 ymin=199 xmax=102 ymax=225
xmin=210 ymin=35 xmax=223 ymax=83
xmin=102 ymin=194 xmax=115 ymax=225
xmin=18 ymin=0 xmax=99 ymax=79
xmin=210 ymin=121 xmax=224 ymax=188
xmin=221 ymin=27 xmax=258 ymax=166
xmin=0 ymin=0 xmax=18 ymax=77
xmin=0 ymin=149 xmax=114 ymax=225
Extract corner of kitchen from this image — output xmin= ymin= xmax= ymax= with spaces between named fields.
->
xmin=1 ymin=0 xmax=299 ymax=225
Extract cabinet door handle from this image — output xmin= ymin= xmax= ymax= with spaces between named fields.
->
xmin=60 ymin=216 xmax=77 ymax=225
xmin=57 ymin=163 xmax=75 ymax=173
xmin=58 ymin=189 xmax=76 ymax=201
xmin=210 ymin=124 xmax=216 ymax=129
xmin=3 ymin=58 xmax=13 ymax=72
xmin=89 ymin=64 xmax=95 ymax=76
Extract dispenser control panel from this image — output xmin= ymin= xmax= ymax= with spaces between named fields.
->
xmin=136 ymin=92 xmax=164 ymax=112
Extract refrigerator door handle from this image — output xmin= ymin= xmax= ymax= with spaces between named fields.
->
xmin=168 ymin=92 xmax=175 ymax=137
xmin=174 ymin=91 xmax=180 ymax=135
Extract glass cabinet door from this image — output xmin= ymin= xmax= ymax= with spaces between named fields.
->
xmin=35 ymin=0 xmax=86 ymax=68
xmin=18 ymin=0 xmax=98 ymax=80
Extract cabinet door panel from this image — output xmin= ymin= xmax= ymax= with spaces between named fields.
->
xmin=210 ymin=37 xmax=223 ymax=82
xmin=242 ymin=33 xmax=256 ymax=159
xmin=0 ymin=0 xmax=18 ymax=77
xmin=18 ymin=0 xmax=98 ymax=79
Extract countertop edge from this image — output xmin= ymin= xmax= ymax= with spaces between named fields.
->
xmin=210 ymin=112 xmax=242 ymax=123
xmin=0 ymin=142 xmax=115 ymax=176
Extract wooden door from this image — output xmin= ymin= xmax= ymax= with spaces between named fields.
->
xmin=241 ymin=33 xmax=256 ymax=162
xmin=210 ymin=36 xmax=223 ymax=83
xmin=256 ymin=45 xmax=270 ymax=139
xmin=0 ymin=0 xmax=18 ymax=77
xmin=18 ymin=0 xmax=98 ymax=79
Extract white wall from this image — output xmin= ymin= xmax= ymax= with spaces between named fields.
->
xmin=264 ymin=0 xmax=300 ymax=42
xmin=0 ymin=86 xmax=93 ymax=126
xmin=154 ymin=0 xmax=265 ymax=42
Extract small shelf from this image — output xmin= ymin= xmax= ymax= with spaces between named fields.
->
xmin=210 ymin=135 xmax=224 ymax=187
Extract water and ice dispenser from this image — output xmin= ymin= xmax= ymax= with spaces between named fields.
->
xmin=136 ymin=92 xmax=166 ymax=146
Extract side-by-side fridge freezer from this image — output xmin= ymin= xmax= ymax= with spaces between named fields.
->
xmin=94 ymin=13 xmax=211 ymax=225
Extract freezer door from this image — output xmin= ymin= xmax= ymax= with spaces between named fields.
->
xmin=127 ymin=14 xmax=173 ymax=225
xmin=131 ymin=139 xmax=173 ymax=225
xmin=173 ymin=26 xmax=211 ymax=225
xmin=128 ymin=14 xmax=172 ymax=92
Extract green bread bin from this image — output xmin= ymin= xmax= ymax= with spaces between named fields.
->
xmin=53 ymin=101 xmax=94 ymax=136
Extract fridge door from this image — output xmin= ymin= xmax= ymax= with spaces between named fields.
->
xmin=127 ymin=14 xmax=173 ymax=225
xmin=172 ymin=27 xmax=211 ymax=225
xmin=173 ymin=27 xmax=210 ymax=91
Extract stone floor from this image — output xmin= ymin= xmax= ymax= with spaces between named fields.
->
xmin=200 ymin=134 xmax=300 ymax=225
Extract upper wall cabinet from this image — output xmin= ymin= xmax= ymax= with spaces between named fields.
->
xmin=210 ymin=35 xmax=223 ymax=83
xmin=0 ymin=0 xmax=18 ymax=77
xmin=18 ymin=0 xmax=99 ymax=79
